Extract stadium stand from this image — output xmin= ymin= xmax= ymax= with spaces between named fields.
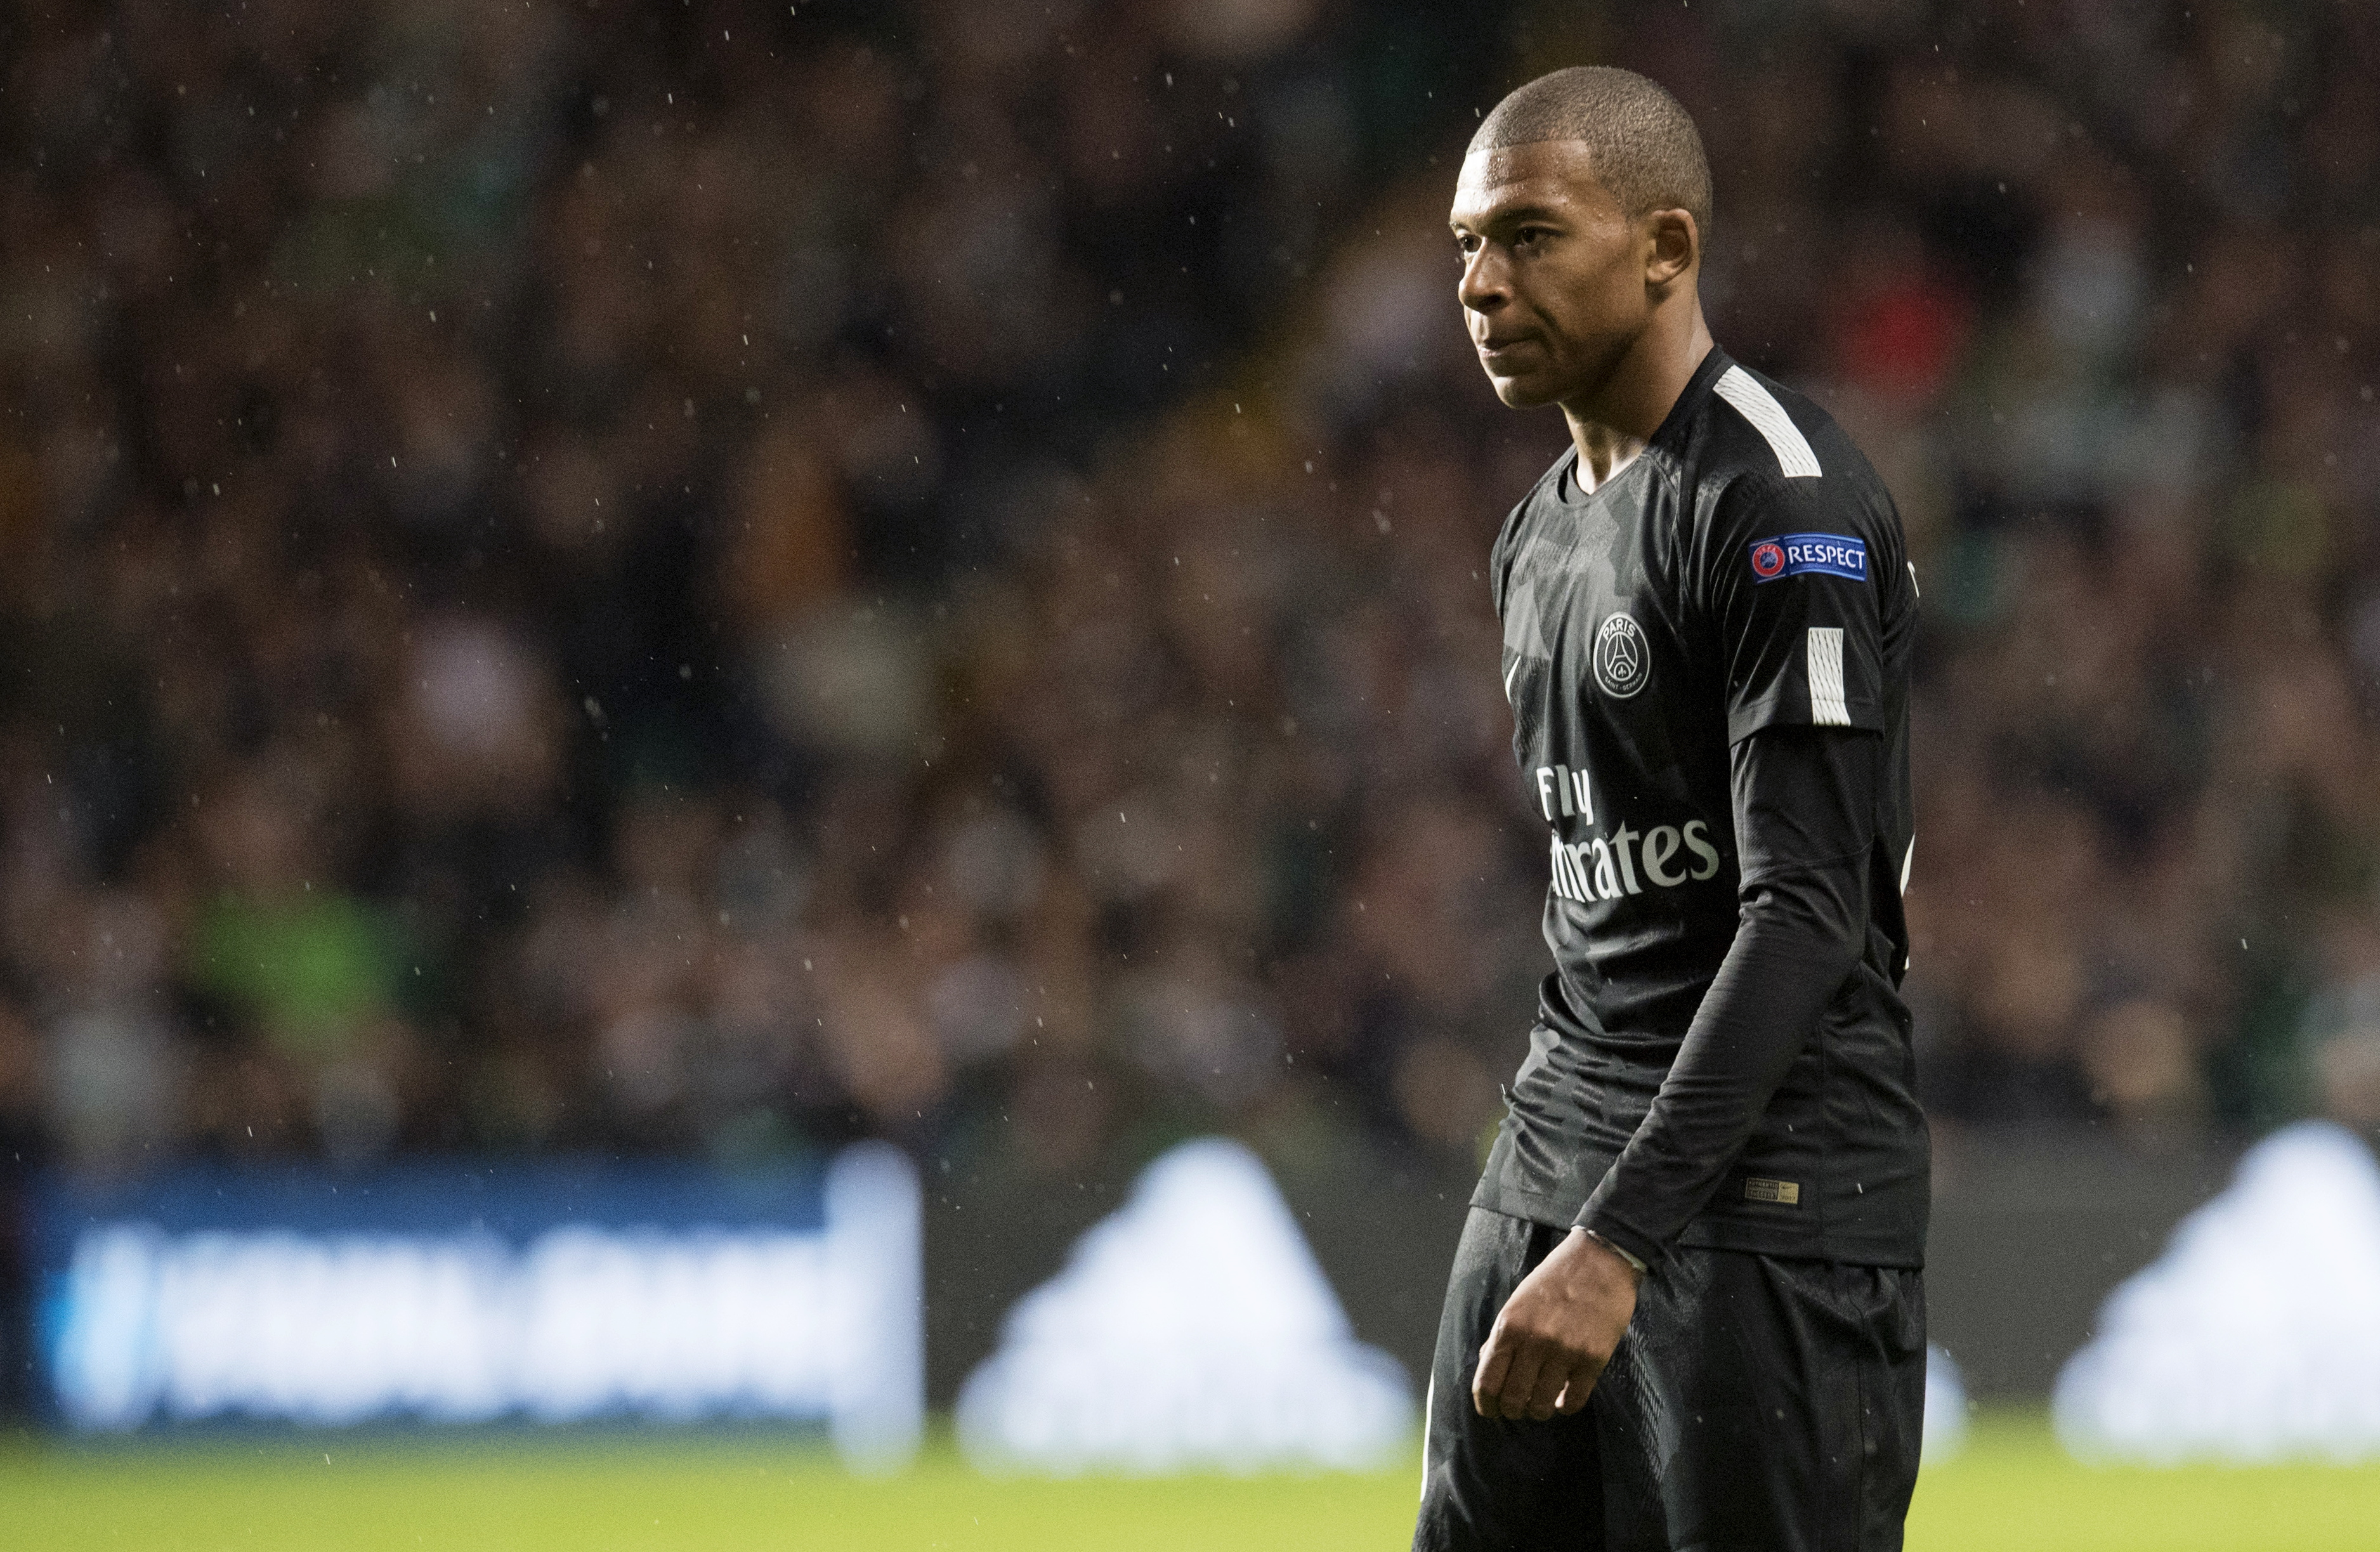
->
xmin=1 ymin=0 xmax=2376 ymax=1231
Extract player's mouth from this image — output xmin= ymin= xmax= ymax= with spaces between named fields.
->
xmin=1476 ymin=335 xmax=1541 ymax=365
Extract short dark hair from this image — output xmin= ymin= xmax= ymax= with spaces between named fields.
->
xmin=1470 ymin=67 xmax=1713 ymax=238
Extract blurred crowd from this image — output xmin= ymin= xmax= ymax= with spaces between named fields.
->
xmin=0 ymin=0 xmax=2377 ymax=1204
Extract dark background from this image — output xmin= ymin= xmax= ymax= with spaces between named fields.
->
xmin=3 ymin=0 xmax=2378 ymax=1409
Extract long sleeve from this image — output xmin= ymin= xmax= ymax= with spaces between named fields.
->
xmin=1573 ymin=723 xmax=1878 ymax=1268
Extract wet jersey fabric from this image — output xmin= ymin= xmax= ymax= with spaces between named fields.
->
xmin=1471 ymin=346 xmax=1926 ymax=1268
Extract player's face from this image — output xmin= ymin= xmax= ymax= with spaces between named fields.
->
xmin=1449 ymin=141 xmax=1657 ymax=411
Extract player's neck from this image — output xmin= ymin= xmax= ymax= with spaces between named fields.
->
xmin=1569 ymin=424 xmax=1647 ymax=494
xmin=1561 ymin=301 xmax=1715 ymax=491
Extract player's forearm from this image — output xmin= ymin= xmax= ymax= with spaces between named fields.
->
xmin=1573 ymin=866 xmax=1864 ymax=1267
xmin=1573 ymin=726 xmax=1878 ymax=1268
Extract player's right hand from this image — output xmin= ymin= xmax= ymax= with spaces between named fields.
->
xmin=1470 ymin=1226 xmax=1641 ymax=1421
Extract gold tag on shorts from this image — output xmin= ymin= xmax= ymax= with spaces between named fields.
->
xmin=1743 ymin=1177 xmax=1801 ymax=1206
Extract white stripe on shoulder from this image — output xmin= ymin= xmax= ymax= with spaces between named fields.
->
xmin=1713 ymin=365 xmax=1822 ymax=479
xmin=1807 ymin=627 xmax=1850 ymax=726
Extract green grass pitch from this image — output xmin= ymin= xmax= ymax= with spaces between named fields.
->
xmin=7 ymin=1412 xmax=2378 ymax=1550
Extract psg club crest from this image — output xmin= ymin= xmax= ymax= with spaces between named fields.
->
xmin=1593 ymin=612 xmax=1650 ymax=699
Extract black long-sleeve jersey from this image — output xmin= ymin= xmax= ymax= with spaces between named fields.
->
xmin=1472 ymin=346 xmax=1927 ymax=1270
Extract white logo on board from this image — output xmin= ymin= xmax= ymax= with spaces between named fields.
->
xmin=1593 ymin=613 xmax=1650 ymax=699
xmin=956 ymin=1137 xmax=1412 ymax=1473
xmin=2052 ymin=1121 xmax=2380 ymax=1463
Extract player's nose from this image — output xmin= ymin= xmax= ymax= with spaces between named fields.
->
xmin=1458 ymin=249 xmax=1508 ymax=315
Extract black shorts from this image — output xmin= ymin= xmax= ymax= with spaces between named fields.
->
xmin=1415 ymin=1208 xmax=1925 ymax=1552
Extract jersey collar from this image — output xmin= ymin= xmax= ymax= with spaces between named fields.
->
xmin=1648 ymin=342 xmax=1734 ymax=457
xmin=1559 ymin=344 xmax=1735 ymax=506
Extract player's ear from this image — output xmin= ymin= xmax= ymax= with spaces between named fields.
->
xmin=1645 ymin=208 xmax=1697 ymax=289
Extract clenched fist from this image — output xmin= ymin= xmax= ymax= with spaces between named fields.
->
xmin=1471 ymin=1227 xmax=1642 ymax=1420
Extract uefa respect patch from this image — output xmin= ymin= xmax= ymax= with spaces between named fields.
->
xmin=1748 ymin=532 xmax=1867 ymax=584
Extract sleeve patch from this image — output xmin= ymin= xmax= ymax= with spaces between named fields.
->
xmin=1749 ymin=533 xmax=1867 ymax=583
xmin=1807 ymin=627 xmax=1851 ymax=726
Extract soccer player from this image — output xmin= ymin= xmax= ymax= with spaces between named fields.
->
xmin=1416 ymin=67 xmax=1927 ymax=1551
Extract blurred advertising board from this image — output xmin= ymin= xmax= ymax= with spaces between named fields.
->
xmin=2053 ymin=1122 xmax=2380 ymax=1464
xmin=956 ymin=1137 xmax=1414 ymax=1475
xmin=32 ymin=1143 xmax=920 ymax=1468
